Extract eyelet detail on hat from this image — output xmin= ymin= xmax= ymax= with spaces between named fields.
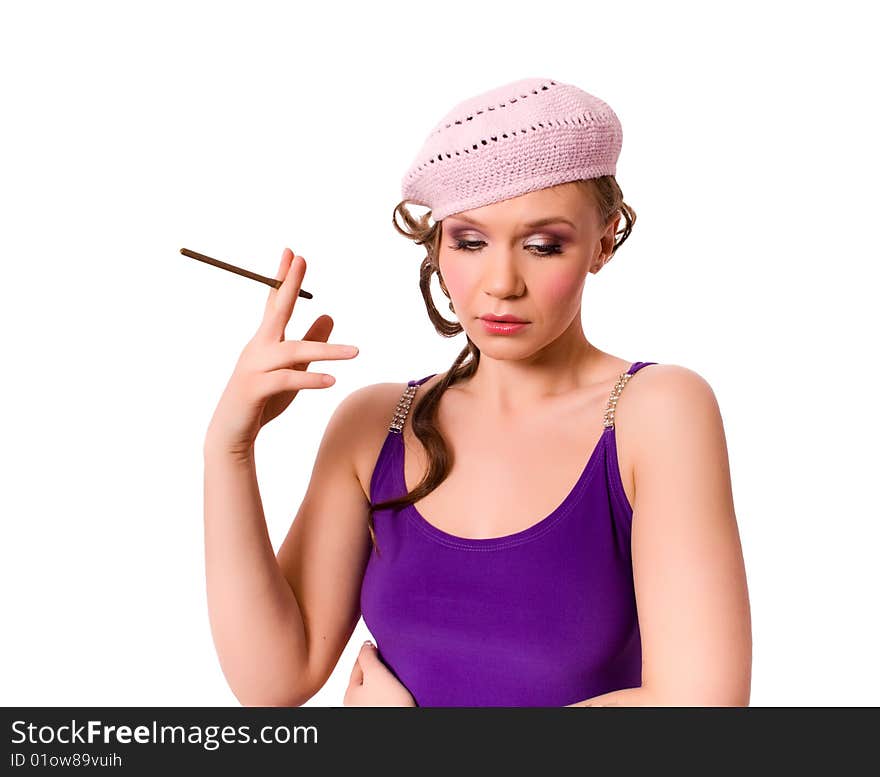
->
xmin=440 ymin=80 xmax=558 ymax=130
xmin=407 ymin=109 xmax=603 ymax=176
xmin=401 ymin=78 xmax=619 ymax=220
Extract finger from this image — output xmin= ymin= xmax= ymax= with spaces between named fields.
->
xmin=262 ymin=247 xmax=294 ymax=317
xmin=273 ymin=251 xmax=306 ymax=335
xmin=269 ymin=338 xmax=358 ymax=371
xmin=253 ymin=340 xmax=357 ymax=379
xmin=262 ymin=367 xmax=337 ymax=393
xmin=302 ymin=314 xmax=333 ymax=341
xmin=287 ymin=315 xmax=340 ymax=372
xmin=357 ymin=642 xmax=381 ymax=671
xmin=292 ymin=315 xmax=335 ymax=370
xmin=348 ymin=656 xmax=364 ymax=687
xmin=260 ymin=248 xmax=305 ymax=340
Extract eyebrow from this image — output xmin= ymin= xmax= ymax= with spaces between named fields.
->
xmin=445 ymin=214 xmax=577 ymax=230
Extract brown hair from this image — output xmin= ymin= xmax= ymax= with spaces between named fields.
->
xmin=366 ymin=177 xmax=636 ymax=555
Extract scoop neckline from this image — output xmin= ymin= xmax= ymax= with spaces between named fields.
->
xmin=394 ymin=426 xmax=611 ymax=550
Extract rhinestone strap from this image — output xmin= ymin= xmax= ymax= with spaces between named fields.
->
xmin=393 ymin=371 xmax=631 ymax=433
xmin=603 ymin=371 xmax=633 ymax=429
xmin=389 ymin=383 xmax=421 ymax=433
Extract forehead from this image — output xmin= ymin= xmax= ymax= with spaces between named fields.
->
xmin=443 ymin=182 xmax=594 ymax=230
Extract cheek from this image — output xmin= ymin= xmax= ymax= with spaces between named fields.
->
xmin=439 ymin=263 xmax=470 ymax=300
xmin=543 ymin=270 xmax=584 ymax=307
xmin=440 ymin=259 xmax=585 ymax=313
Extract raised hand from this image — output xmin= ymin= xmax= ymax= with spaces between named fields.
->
xmin=205 ymin=247 xmax=359 ymax=456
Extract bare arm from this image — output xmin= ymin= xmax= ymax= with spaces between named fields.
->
xmin=203 ymin=440 xmax=313 ymax=707
xmin=274 ymin=385 xmax=382 ymax=700
xmin=204 ymin=383 xmax=379 ymax=707
xmin=202 ymin=247 xmax=367 ymax=706
xmin=566 ymin=687 xmax=657 ymax=706
xmin=569 ymin=365 xmax=752 ymax=707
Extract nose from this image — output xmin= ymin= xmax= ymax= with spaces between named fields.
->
xmin=481 ymin=251 xmax=525 ymax=299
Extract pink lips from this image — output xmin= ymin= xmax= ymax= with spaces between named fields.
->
xmin=480 ymin=314 xmax=528 ymax=323
xmin=480 ymin=319 xmax=529 ymax=335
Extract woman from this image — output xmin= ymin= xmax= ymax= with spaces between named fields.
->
xmin=203 ymin=77 xmax=752 ymax=708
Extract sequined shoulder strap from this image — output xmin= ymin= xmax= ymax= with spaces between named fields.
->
xmin=388 ymin=373 xmax=437 ymax=434
xmin=603 ymin=361 xmax=658 ymax=429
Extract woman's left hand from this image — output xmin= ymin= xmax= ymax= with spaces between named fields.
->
xmin=343 ymin=641 xmax=417 ymax=707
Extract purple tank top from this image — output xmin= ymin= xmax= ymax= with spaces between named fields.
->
xmin=360 ymin=361 xmax=657 ymax=707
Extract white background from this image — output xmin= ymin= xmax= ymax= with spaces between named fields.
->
xmin=1 ymin=0 xmax=877 ymax=707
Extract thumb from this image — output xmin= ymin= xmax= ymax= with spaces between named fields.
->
xmin=358 ymin=641 xmax=382 ymax=669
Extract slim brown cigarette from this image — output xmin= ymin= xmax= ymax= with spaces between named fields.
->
xmin=180 ymin=247 xmax=314 ymax=299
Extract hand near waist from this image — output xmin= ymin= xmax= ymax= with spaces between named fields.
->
xmin=343 ymin=641 xmax=417 ymax=707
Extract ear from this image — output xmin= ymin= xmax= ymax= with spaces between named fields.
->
xmin=601 ymin=213 xmax=621 ymax=256
xmin=589 ymin=252 xmax=608 ymax=274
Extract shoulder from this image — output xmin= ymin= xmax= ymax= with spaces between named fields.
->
xmin=330 ymin=380 xmax=410 ymax=443
xmin=622 ymin=363 xmax=718 ymax=410
xmin=331 ymin=380 xmax=407 ymax=418
xmin=617 ymin=363 xmax=725 ymax=467
xmin=331 ymin=381 xmax=411 ymax=498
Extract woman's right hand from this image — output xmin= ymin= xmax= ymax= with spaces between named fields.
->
xmin=204 ymin=247 xmax=359 ymax=456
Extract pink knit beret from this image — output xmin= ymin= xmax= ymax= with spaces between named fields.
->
xmin=400 ymin=77 xmax=623 ymax=222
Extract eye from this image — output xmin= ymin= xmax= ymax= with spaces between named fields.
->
xmin=449 ymin=239 xmax=485 ymax=251
xmin=448 ymin=239 xmax=563 ymax=256
xmin=529 ymin=243 xmax=563 ymax=256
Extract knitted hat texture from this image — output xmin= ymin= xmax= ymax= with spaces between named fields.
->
xmin=400 ymin=77 xmax=623 ymax=221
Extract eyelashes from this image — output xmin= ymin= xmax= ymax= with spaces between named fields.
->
xmin=448 ymin=239 xmax=564 ymax=256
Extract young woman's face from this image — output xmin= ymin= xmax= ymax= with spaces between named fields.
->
xmin=437 ymin=182 xmax=617 ymax=355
